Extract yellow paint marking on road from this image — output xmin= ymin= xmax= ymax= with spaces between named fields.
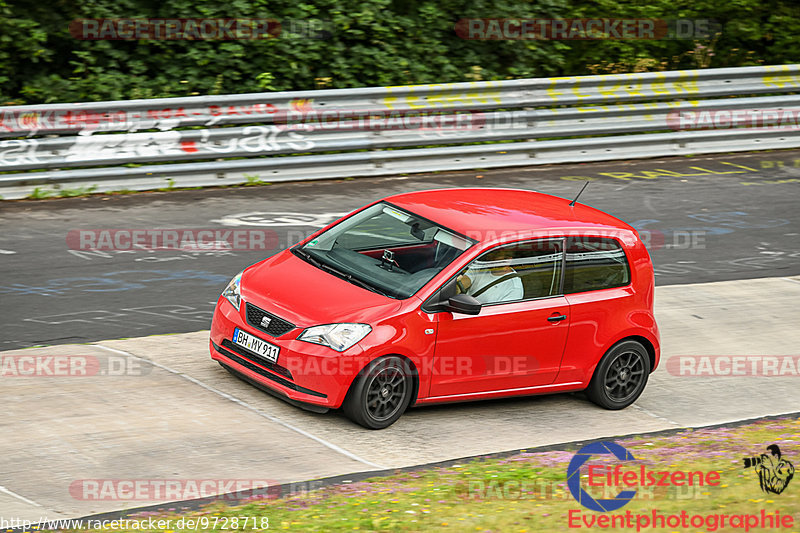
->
xmin=688 ymin=166 xmax=747 ymax=175
xmin=720 ymin=162 xmax=759 ymax=172
xmin=555 ymin=157 xmax=797 ymax=184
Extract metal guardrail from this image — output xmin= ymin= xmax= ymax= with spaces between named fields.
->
xmin=2 ymin=65 xmax=800 ymax=199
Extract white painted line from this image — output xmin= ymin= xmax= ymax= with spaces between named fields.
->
xmin=0 ymin=248 xmax=16 ymax=254
xmin=92 ymin=344 xmax=386 ymax=470
xmin=0 ymin=484 xmax=43 ymax=507
xmin=631 ymin=404 xmax=681 ymax=427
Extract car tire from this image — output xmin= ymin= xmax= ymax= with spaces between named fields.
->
xmin=586 ymin=340 xmax=650 ymax=410
xmin=343 ymin=356 xmax=414 ymax=429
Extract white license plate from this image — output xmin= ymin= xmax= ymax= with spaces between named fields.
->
xmin=232 ymin=328 xmax=279 ymax=363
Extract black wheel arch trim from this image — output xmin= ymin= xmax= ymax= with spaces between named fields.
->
xmin=346 ymin=353 xmax=420 ymax=407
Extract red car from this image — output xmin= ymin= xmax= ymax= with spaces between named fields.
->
xmin=210 ymin=188 xmax=660 ymax=429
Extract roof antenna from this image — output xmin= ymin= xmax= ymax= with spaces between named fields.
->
xmin=569 ymin=182 xmax=589 ymax=207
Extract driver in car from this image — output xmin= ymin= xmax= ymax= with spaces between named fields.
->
xmin=456 ymin=248 xmax=524 ymax=304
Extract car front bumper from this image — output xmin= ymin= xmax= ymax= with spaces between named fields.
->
xmin=209 ymin=297 xmax=368 ymax=410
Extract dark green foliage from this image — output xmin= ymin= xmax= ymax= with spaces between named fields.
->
xmin=1 ymin=0 xmax=798 ymax=104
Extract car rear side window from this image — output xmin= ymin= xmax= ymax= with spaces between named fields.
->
xmin=563 ymin=237 xmax=630 ymax=294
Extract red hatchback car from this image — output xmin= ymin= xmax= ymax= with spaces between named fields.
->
xmin=210 ymin=188 xmax=660 ymax=429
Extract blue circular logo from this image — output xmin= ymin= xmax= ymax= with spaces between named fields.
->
xmin=567 ymin=441 xmax=638 ymax=512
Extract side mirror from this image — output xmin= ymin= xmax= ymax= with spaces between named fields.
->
xmin=446 ymin=293 xmax=482 ymax=315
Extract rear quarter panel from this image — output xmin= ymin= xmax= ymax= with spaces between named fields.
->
xmin=555 ymin=232 xmax=660 ymax=386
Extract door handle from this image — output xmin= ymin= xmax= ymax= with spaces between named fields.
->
xmin=547 ymin=314 xmax=567 ymax=323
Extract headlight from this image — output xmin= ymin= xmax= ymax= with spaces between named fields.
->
xmin=221 ymin=271 xmax=243 ymax=310
xmin=298 ymin=323 xmax=372 ymax=352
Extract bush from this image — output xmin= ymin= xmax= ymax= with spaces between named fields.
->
xmin=1 ymin=0 xmax=798 ymax=105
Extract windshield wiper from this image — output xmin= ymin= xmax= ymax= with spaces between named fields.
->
xmin=293 ymin=247 xmax=392 ymax=298
xmin=292 ymin=246 xmax=324 ymax=268
xmin=342 ymin=273 xmax=392 ymax=298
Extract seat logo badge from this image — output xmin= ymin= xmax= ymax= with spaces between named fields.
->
xmin=260 ymin=316 xmax=272 ymax=328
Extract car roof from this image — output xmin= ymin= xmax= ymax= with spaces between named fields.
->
xmin=385 ymin=188 xmax=635 ymax=241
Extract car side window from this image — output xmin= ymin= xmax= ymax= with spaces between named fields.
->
xmin=459 ymin=239 xmax=563 ymax=305
xmin=563 ymin=237 xmax=630 ymax=294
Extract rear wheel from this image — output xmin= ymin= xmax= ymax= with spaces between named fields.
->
xmin=586 ymin=340 xmax=650 ymax=410
xmin=343 ymin=356 xmax=413 ymax=429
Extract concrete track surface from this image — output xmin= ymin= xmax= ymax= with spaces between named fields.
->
xmin=2 ymin=276 xmax=800 ymax=521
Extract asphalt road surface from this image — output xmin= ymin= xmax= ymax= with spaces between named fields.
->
xmin=2 ymin=150 xmax=799 ymax=350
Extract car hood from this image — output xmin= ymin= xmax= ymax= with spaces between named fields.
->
xmin=240 ymin=249 xmax=403 ymax=327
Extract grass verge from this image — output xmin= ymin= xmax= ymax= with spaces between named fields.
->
xmin=40 ymin=416 xmax=800 ymax=532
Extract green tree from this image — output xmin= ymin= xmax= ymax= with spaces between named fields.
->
xmin=0 ymin=0 xmax=797 ymax=105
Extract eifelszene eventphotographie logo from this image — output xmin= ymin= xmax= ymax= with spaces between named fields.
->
xmin=567 ymin=440 xmax=723 ymax=513
xmin=567 ymin=441 xmax=638 ymax=512
xmin=565 ymin=440 xmax=794 ymax=531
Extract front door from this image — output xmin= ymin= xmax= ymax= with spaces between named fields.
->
xmin=429 ymin=297 xmax=570 ymax=397
xmin=427 ymin=239 xmax=570 ymax=398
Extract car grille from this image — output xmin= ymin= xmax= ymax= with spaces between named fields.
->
xmin=220 ymin=338 xmax=293 ymax=380
xmin=245 ymin=302 xmax=295 ymax=337
xmin=213 ymin=340 xmax=326 ymax=398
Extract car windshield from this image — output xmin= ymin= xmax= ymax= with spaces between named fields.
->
xmin=294 ymin=202 xmax=475 ymax=299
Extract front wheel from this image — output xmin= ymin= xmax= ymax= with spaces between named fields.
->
xmin=586 ymin=340 xmax=650 ymax=410
xmin=343 ymin=356 xmax=414 ymax=429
